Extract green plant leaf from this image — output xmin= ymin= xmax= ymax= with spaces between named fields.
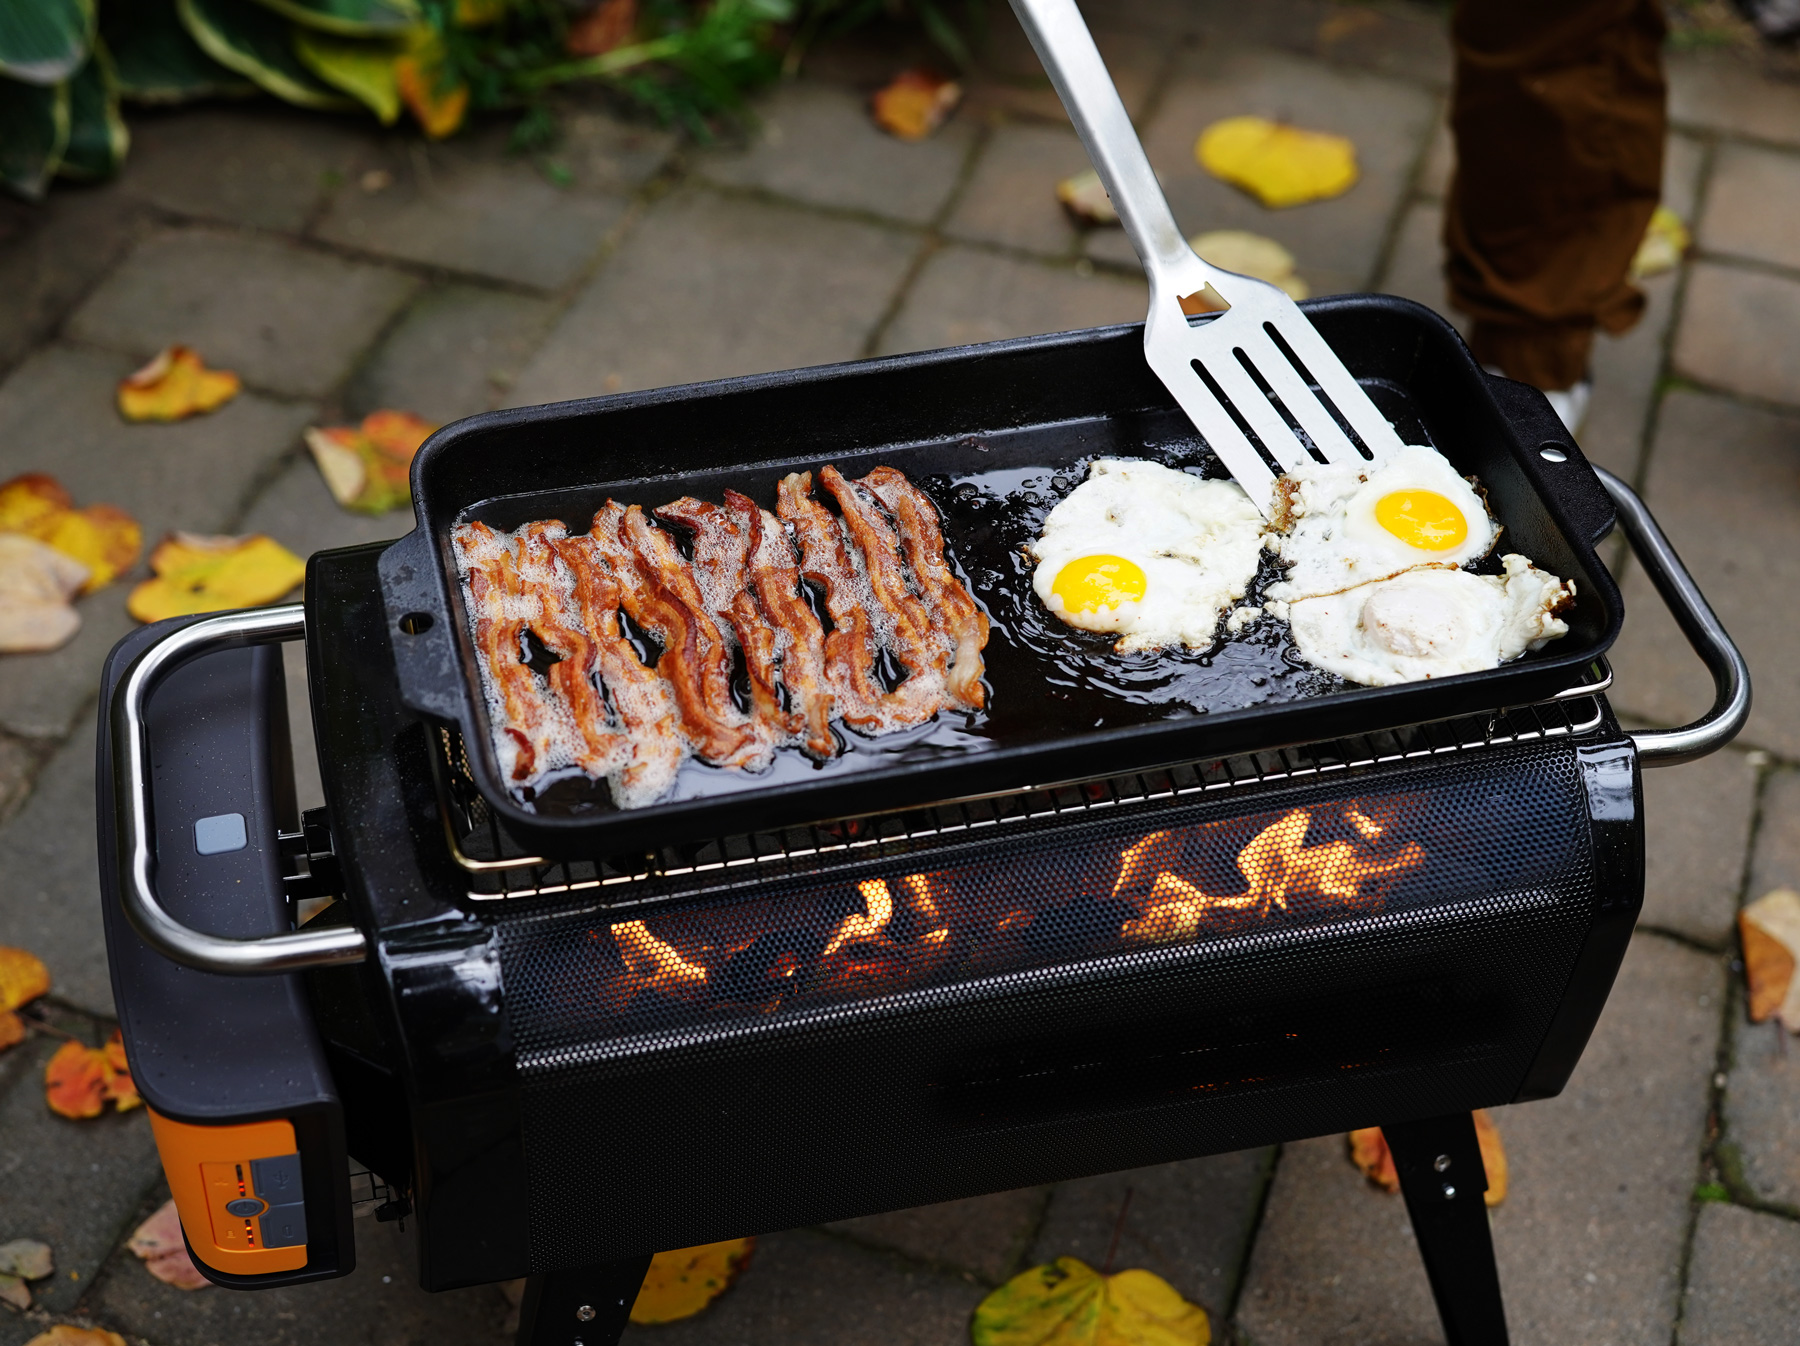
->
xmin=0 ymin=0 xmax=94 ymax=85
xmin=57 ymin=39 xmax=128 ymax=178
xmin=0 ymin=74 xmax=71 ymax=199
xmin=247 ymin=0 xmax=419 ymax=39
xmin=102 ymin=0 xmax=256 ymax=103
xmin=176 ymin=0 xmax=356 ymax=108
xmin=292 ymin=27 xmax=401 ymax=122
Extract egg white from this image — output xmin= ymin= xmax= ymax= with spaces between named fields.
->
xmin=1029 ymin=458 xmax=1266 ymax=652
xmin=1268 ymin=444 xmax=1497 ymax=602
xmin=1285 ymin=555 xmax=1575 ymax=687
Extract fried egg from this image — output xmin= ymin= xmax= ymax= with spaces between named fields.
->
xmin=1030 ymin=458 xmax=1266 ymax=652
xmin=1284 ymin=555 xmax=1575 ymax=686
xmin=1268 ymin=444 xmax=1498 ymax=602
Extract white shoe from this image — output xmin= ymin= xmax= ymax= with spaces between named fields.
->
xmin=1483 ymin=365 xmax=1592 ymax=436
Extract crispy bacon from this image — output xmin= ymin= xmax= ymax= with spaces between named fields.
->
xmin=726 ymin=490 xmax=836 ymax=759
xmin=589 ymin=503 xmax=763 ymax=768
xmin=655 ymin=497 xmax=795 ymax=749
xmin=453 ymin=521 xmax=560 ymax=783
xmin=776 ymin=471 xmax=892 ymax=729
xmin=512 ymin=522 xmax=629 ymax=778
xmin=552 ymin=531 xmax=685 ymax=806
xmin=819 ymin=465 xmax=948 ymax=706
xmin=860 ymin=465 xmax=989 ymax=709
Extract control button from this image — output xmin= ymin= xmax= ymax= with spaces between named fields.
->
xmin=258 ymin=1202 xmax=308 ymax=1249
xmin=225 ymin=1197 xmax=267 ymax=1218
xmin=194 ymin=813 xmax=248 ymax=855
xmin=250 ymin=1154 xmax=302 ymax=1203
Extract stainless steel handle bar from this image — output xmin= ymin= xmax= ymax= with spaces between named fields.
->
xmin=112 ymin=603 xmax=370 ymax=974
xmin=1597 ymin=469 xmax=1751 ymax=766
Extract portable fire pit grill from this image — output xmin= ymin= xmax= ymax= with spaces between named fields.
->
xmin=96 ymin=304 xmax=1748 ymax=1346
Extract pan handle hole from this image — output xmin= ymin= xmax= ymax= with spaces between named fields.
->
xmin=1539 ymin=444 xmax=1569 ymax=463
xmin=399 ymin=612 xmax=435 ymax=635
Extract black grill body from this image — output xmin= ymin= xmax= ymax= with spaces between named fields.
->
xmin=290 ymin=542 xmax=1640 ymax=1289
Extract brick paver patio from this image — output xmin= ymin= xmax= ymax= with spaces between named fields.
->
xmin=2 ymin=2 xmax=1797 ymax=1342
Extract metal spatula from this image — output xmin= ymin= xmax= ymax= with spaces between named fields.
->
xmin=1009 ymin=0 xmax=1405 ymax=512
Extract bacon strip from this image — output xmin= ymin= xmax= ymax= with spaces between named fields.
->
xmin=552 ymin=531 xmax=685 ymax=807
xmin=453 ymin=521 xmax=559 ymax=784
xmin=512 ymin=522 xmax=630 ymax=778
xmin=726 ymin=490 xmax=837 ymax=760
xmin=860 ymin=466 xmax=989 ymax=710
xmin=819 ymin=465 xmax=948 ymax=718
xmin=589 ymin=503 xmax=763 ymax=769
xmin=655 ymin=497 xmax=795 ymax=748
xmin=776 ymin=471 xmax=891 ymax=730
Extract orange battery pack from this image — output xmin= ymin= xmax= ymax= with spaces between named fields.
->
xmin=148 ymin=1110 xmax=310 ymax=1275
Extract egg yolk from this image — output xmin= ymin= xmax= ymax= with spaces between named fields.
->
xmin=1374 ymin=490 xmax=1468 ymax=552
xmin=1052 ymin=555 xmax=1148 ymax=613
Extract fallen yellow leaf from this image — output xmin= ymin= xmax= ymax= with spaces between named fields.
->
xmin=1188 ymin=229 xmax=1309 ymax=300
xmin=1057 ymin=169 xmax=1118 ymax=226
xmin=305 ymin=409 xmax=435 ymax=514
xmin=973 ymin=1258 xmax=1210 ymax=1346
xmin=1741 ymin=888 xmax=1800 ymax=1028
xmin=1195 ymin=116 xmax=1358 ymax=209
xmin=129 ymin=1199 xmax=209 ymax=1290
xmin=0 ymin=945 xmax=50 ymax=1011
xmin=117 ymin=347 xmax=241 ymax=423
xmin=397 ymin=33 xmax=469 ymax=140
xmin=0 ymin=475 xmax=142 ymax=593
xmin=1631 ymin=204 xmax=1690 ymax=280
xmin=0 ymin=1012 xmax=24 ymax=1050
xmin=127 ymin=533 xmax=307 ymax=624
xmin=1349 ymin=1110 xmax=1507 ymax=1207
xmin=630 ymin=1238 xmax=754 ymax=1325
xmin=0 ymin=534 xmax=89 ymax=653
xmin=23 ymin=1327 xmax=127 ymax=1346
xmin=0 ymin=475 xmax=72 ymax=535
xmin=871 ymin=69 xmax=962 ymax=142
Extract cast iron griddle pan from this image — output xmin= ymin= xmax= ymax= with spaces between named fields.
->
xmin=379 ymin=295 xmax=1622 ymax=858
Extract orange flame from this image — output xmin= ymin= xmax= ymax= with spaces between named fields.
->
xmin=1117 ymin=807 xmax=1425 ymax=945
xmin=823 ymin=879 xmax=896 ymax=955
xmin=613 ymin=918 xmax=708 ymax=999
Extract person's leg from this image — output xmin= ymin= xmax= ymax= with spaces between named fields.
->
xmin=1445 ymin=0 xmax=1666 ymax=403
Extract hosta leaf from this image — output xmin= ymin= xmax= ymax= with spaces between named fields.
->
xmin=0 ymin=0 xmax=93 ymax=86
xmin=102 ymin=0 xmax=255 ymax=103
xmin=248 ymin=0 xmax=418 ymax=38
xmin=292 ymin=27 xmax=400 ymax=123
xmin=176 ymin=0 xmax=355 ymax=110
xmin=0 ymin=75 xmax=70 ymax=201
xmin=57 ymin=41 xmax=129 ymax=180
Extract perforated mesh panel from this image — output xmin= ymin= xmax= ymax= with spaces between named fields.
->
xmin=499 ymin=739 xmax=1600 ymax=1270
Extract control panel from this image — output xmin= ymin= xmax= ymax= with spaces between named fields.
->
xmin=148 ymin=1112 xmax=309 ymax=1275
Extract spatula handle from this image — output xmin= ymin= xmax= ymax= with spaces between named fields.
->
xmin=1007 ymin=0 xmax=1208 ymax=283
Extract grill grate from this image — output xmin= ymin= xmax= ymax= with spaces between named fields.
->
xmin=429 ymin=663 xmax=1610 ymax=908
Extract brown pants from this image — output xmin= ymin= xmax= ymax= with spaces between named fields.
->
xmin=1445 ymin=0 xmax=1667 ymax=390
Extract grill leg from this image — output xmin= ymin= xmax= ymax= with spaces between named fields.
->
xmin=514 ymin=1255 xmax=652 ymax=1346
xmin=1382 ymin=1112 xmax=1509 ymax=1346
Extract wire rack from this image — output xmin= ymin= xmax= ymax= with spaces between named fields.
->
xmin=427 ymin=659 xmax=1612 ymax=908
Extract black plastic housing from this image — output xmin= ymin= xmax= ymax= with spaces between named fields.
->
xmin=95 ymin=622 xmax=354 ymax=1288
xmin=380 ymin=297 xmax=1623 ymax=858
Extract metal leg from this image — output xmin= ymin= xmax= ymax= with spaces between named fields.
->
xmin=1382 ymin=1112 xmax=1510 ymax=1346
xmin=515 ymin=1255 xmax=652 ymax=1346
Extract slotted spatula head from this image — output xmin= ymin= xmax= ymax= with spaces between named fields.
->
xmin=1009 ymin=0 xmax=1406 ymax=513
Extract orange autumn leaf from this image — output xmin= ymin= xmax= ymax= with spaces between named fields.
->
xmin=0 ymin=945 xmax=50 ymax=1010
xmin=1350 ymin=1111 xmax=1507 ymax=1207
xmin=567 ymin=0 xmax=637 ymax=56
xmin=630 ymin=1238 xmax=754 ymax=1324
xmin=1740 ymin=889 xmax=1800 ymax=1027
xmin=23 ymin=1328 xmax=128 ymax=1346
xmin=45 ymin=1040 xmax=110 ymax=1119
xmin=104 ymin=1029 xmax=142 ymax=1112
xmin=0 ymin=475 xmax=72 ymax=535
xmin=0 ymin=1011 xmax=24 ymax=1049
xmin=870 ymin=69 xmax=962 ymax=142
xmin=117 ymin=347 xmax=241 ymax=423
xmin=305 ymin=410 xmax=435 ymax=515
xmin=0 ymin=476 xmax=141 ymax=593
xmin=129 ymin=1199 xmax=209 ymax=1290
xmin=397 ymin=50 xmax=469 ymax=140
xmin=127 ymin=533 xmax=307 ymax=624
